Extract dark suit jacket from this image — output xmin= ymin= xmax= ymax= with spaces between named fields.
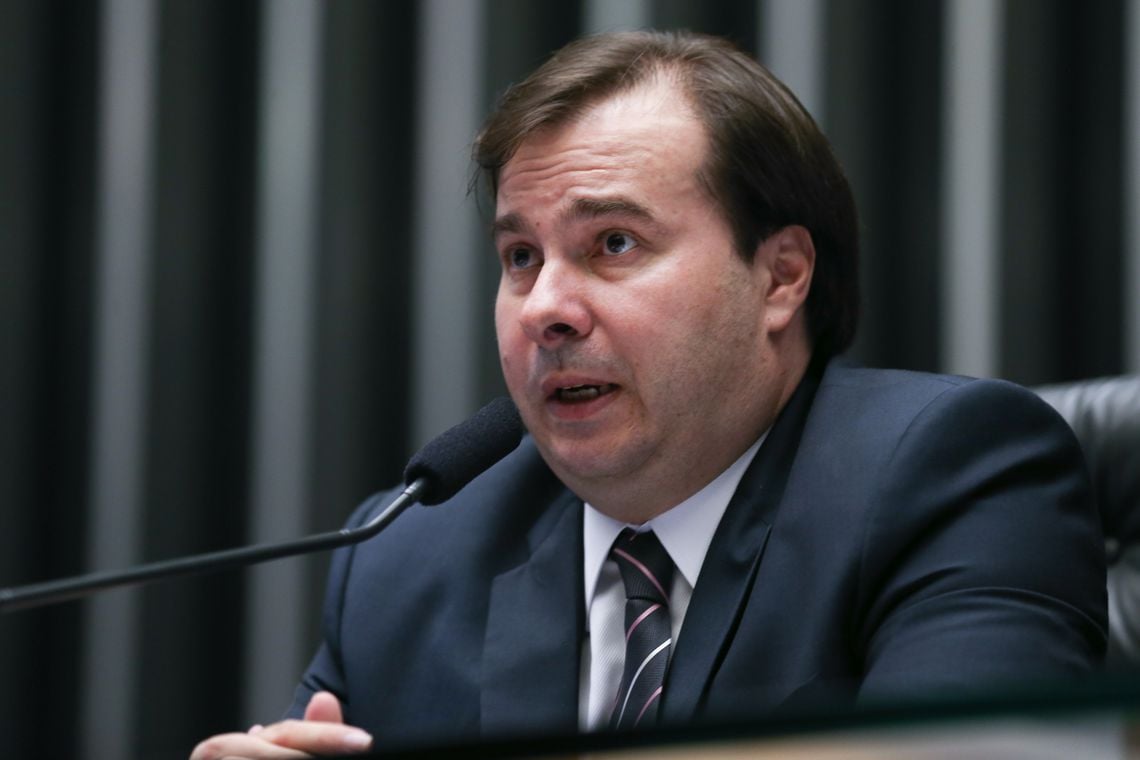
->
xmin=288 ymin=361 xmax=1107 ymax=747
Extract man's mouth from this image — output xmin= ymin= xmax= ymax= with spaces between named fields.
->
xmin=553 ymin=383 xmax=619 ymax=402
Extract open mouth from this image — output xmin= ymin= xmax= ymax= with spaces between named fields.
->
xmin=553 ymin=383 xmax=619 ymax=403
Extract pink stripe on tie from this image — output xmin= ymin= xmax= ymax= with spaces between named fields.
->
xmin=612 ymin=547 xmax=669 ymax=599
xmin=626 ymin=603 xmax=663 ymax=642
xmin=615 ymin=639 xmax=671 ymax=724
xmin=633 ymin=685 xmax=664 ymax=726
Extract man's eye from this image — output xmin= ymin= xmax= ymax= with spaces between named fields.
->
xmin=507 ymin=248 xmax=536 ymax=269
xmin=602 ymin=232 xmax=637 ymax=256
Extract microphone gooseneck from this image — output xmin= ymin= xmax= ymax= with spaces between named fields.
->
xmin=0 ymin=397 xmax=524 ymax=613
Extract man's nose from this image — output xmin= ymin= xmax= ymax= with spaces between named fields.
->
xmin=518 ymin=261 xmax=592 ymax=347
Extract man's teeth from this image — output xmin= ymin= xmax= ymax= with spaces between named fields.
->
xmin=556 ymin=384 xmax=613 ymax=402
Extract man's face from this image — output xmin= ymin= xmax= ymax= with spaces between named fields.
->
xmin=493 ymin=77 xmax=785 ymax=520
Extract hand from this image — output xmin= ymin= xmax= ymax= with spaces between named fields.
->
xmin=190 ymin=691 xmax=373 ymax=759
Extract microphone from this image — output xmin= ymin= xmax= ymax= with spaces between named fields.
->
xmin=404 ymin=396 xmax=525 ymax=505
xmin=0 ymin=397 xmax=523 ymax=613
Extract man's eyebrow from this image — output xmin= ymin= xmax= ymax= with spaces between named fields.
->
xmin=491 ymin=212 xmax=525 ymax=242
xmin=491 ymin=197 xmax=663 ymax=242
xmin=567 ymin=197 xmax=656 ymax=225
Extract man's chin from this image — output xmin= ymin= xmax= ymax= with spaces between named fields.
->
xmin=536 ymin=439 xmax=642 ymax=490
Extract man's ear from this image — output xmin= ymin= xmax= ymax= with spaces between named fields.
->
xmin=754 ymin=224 xmax=815 ymax=334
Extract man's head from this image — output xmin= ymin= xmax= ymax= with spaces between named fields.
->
xmin=477 ymin=31 xmax=858 ymax=521
xmin=475 ymin=30 xmax=859 ymax=357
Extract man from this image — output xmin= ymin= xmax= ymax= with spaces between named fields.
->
xmin=193 ymin=30 xmax=1106 ymax=759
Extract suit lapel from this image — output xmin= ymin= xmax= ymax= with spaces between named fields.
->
xmin=661 ymin=362 xmax=823 ymax=723
xmin=481 ymin=490 xmax=584 ymax=736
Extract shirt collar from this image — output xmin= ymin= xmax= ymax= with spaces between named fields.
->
xmin=582 ymin=432 xmax=767 ymax=605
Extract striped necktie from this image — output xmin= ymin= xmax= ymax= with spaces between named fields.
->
xmin=608 ymin=528 xmax=675 ymax=729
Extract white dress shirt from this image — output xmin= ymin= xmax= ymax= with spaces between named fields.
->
xmin=578 ymin=434 xmax=767 ymax=729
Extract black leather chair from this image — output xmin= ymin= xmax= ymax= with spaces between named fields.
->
xmin=1034 ymin=375 xmax=1140 ymax=665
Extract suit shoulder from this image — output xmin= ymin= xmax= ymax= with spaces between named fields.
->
xmin=818 ymin=364 xmax=1066 ymax=431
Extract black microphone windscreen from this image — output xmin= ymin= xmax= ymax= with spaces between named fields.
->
xmin=403 ymin=397 xmax=524 ymax=505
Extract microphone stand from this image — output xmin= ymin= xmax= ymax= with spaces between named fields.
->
xmin=0 ymin=478 xmax=428 ymax=614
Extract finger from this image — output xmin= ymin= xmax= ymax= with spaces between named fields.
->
xmin=302 ymin=691 xmax=343 ymax=724
xmin=189 ymin=731 xmax=312 ymax=760
xmin=256 ymin=719 xmax=373 ymax=755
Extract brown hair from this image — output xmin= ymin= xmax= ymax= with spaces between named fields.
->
xmin=473 ymin=30 xmax=859 ymax=356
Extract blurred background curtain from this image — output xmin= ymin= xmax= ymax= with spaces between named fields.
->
xmin=2 ymin=0 xmax=1137 ymax=757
